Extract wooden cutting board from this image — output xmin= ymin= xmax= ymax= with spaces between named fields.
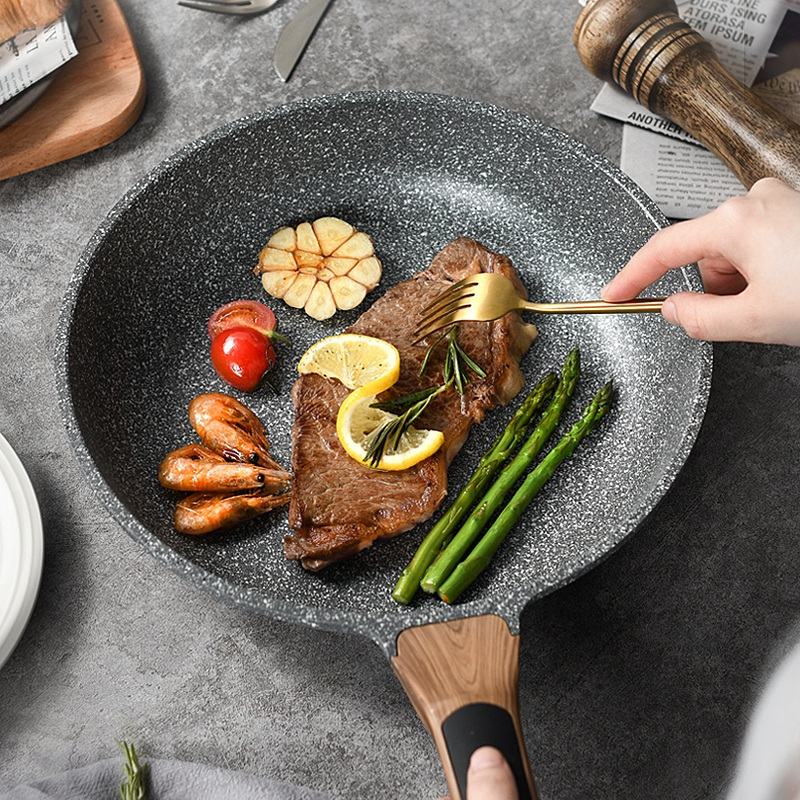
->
xmin=0 ymin=0 xmax=145 ymax=181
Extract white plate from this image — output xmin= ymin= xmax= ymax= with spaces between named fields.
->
xmin=0 ymin=432 xmax=43 ymax=669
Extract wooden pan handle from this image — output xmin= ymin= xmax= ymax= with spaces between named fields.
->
xmin=573 ymin=0 xmax=800 ymax=190
xmin=391 ymin=615 xmax=538 ymax=800
xmin=0 ymin=0 xmax=71 ymax=43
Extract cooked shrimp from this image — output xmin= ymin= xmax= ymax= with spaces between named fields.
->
xmin=158 ymin=443 xmax=291 ymax=493
xmin=188 ymin=393 xmax=281 ymax=467
xmin=174 ymin=488 xmax=292 ymax=535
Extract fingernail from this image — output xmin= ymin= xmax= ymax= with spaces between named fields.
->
xmin=470 ymin=747 xmax=504 ymax=770
xmin=662 ymin=299 xmax=678 ymax=325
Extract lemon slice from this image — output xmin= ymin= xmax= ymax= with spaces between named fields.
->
xmin=297 ymin=334 xmax=400 ymax=395
xmin=336 ymin=387 xmax=444 ymax=471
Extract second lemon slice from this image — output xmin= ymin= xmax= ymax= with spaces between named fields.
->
xmin=336 ymin=387 xmax=445 ymax=471
xmin=297 ymin=333 xmax=400 ymax=394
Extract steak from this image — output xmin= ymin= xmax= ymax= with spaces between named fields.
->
xmin=284 ymin=237 xmax=537 ymax=570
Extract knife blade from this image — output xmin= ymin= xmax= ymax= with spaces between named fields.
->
xmin=273 ymin=0 xmax=334 ymax=82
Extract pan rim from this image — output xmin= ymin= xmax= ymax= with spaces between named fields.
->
xmin=54 ymin=90 xmax=713 ymax=657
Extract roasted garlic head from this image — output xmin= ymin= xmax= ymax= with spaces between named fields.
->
xmin=255 ymin=217 xmax=382 ymax=321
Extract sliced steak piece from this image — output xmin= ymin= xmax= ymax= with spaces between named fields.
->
xmin=285 ymin=237 xmax=537 ymax=570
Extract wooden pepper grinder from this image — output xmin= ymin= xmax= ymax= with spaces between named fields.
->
xmin=573 ymin=0 xmax=800 ymax=190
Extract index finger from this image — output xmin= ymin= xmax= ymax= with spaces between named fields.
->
xmin=601 ymin=213 xmax=728 ymax=301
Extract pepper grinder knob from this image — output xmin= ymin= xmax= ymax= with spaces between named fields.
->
xmin=573 ymin=0 xmax=800 ymax=190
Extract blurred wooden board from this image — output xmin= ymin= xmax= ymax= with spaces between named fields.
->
xmin=0 ymin=0 xmax=145 ymax=181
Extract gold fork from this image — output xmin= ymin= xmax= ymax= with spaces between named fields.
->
xmin=177 ymin=0 xmax=278 ymax=15
xmin=414 ymin=272 xmax=665 ymax=340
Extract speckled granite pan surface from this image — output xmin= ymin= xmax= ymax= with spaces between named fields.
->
xmin=56 ymin=92 xmax=710 ymax=655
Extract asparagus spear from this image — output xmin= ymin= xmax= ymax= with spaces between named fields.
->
xmin=391 ymin=371 xmax=558 ymax=605
xmin=438 ymin=380 xmax=614 ymax=604
xmin=420 ymin=347 xmax=581 ymax=594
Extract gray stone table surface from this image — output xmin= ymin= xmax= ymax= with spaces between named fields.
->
xmin=1 ymin=1 xmax=799 ymax=799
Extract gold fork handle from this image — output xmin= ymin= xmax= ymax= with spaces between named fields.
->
xmin=524 ymin=298 xmax=665 ymax=314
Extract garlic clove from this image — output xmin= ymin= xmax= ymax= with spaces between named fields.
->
xmin=260 ymin=270 xmax=297 ymax=298
xmin=295 ymin=250 xmax=324 ymax=269
xmin=349 ymin=256 xmax=382 ymax=288
xmin=325 ymin=257 xmax=358 ymax=277
xmin=313 ymin=217 xmax=354 ymax=256
xmin=332 ymin=231 xmax=374 ymax=260
xmin=330 ymin=275 xmax=368 ymax=310
xmin=305 ymin=281 xmax=337 ymax=320
xmin=283 ymin=272 xmax=316 ymax=308
xmin=267 ymin=226 xmax=296 ymax=251
xmin=296 ymin=222 xmax=321 ymax=255
xmin=258 ymin=246 xmax=297 ymax=272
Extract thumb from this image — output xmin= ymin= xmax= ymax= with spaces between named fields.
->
xmin=465 ymin=747 xmax=519 ymax=800
xmin=662 ymin=291 xmax=751 ymax=342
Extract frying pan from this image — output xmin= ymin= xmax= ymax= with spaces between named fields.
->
xmin=55 ymin=91 xmax=712 ymax=800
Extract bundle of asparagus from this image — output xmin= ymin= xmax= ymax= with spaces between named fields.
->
xmin=391 ymin=347 xmax=613 ymax=605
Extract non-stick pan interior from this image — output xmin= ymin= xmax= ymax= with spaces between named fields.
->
xmin=56 ymin=92 xmax=711 ymax=654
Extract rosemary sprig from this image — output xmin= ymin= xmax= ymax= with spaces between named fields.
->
xmin=370 ymin=386 xmax=442 ymax=412
xmin=366 ymin=383 xmax=450 ymax=467
xmin=118 ymin=740 xmax=149 ymax=800
xmin=363 ymin=324 xmax=486 ymax=468
xmin=419 ymin=324 xmax=486 ymax=393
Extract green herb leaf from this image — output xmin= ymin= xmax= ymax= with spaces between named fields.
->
xmin=418 ymin=328 xmax=450 ymax=377
xmin=370 ymin=386 xmax=441 ymax=412
xmin=118 ymin=741 xmax=148 ymax=800
xmin=366 ymin=324 xmax=486 ymax=468
xmin=419 ymin=324 xmax=486 ymax=394
xmin=451 ymin=333 xmax=486 ymax=379
xmin=365 ymin=383 xmax=449 ymax=467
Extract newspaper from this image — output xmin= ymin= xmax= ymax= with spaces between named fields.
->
xmin=588 ymin=0 xmax=800 ymax=218
xmin=620 ymin=126 xmax=746 ymax=218
xmin=0 ymin=14 xmax=78 ymax=106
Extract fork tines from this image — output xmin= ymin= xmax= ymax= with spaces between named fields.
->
xmin=419 ymin=277 xmax=479 ymax=317
xmin=413 ymin=277 xmax=479 ymax=341
xmin=178 ymin=0 xmax=263 ymax=14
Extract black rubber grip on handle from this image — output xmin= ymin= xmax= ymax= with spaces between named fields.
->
xmin=441 ymin=702 xmax=533 ymax=800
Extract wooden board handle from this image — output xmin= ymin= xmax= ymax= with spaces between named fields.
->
xmin=573 ymin=0 xmax=800 ymax=190
xmin=391 ymin=615 xmax=538 ymax=800
xmin=0 ymin=0 xmax=71 ymax=42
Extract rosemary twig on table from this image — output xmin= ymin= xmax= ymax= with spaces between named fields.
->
xmin=118 ymin=740 xmax=149 ymax=800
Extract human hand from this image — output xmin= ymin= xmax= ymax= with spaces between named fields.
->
xmin=601 ymin=178 xmax=800 ymax=345
xmin=439 ymin=746 xmax=519 ymax=800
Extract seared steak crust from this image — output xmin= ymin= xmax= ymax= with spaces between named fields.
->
xmin=285 ymin=237 xmax=537 ymax=570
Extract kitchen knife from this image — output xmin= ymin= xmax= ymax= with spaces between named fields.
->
xmin=273 ymin=0 xmax=333 ymax=82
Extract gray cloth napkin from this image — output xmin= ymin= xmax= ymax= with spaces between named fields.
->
xmin=0 ymin=759 xmax=336 ymax=800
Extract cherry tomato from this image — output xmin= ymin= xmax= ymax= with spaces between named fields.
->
xmin=210 ymin=326 xmax=276 ymax=392
xmin=208 ymin=300 xmax=277 ymax=341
